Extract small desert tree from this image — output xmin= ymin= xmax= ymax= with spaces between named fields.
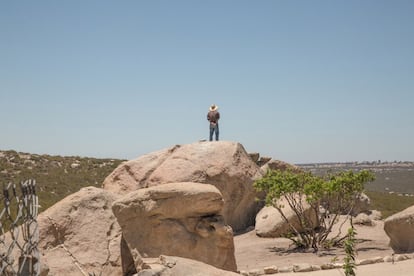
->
xmin=254 ymin=169 xmax=374 ymax=251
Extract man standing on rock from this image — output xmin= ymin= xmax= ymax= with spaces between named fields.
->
xmin=207 ymin=104 xmax=220 ymax=141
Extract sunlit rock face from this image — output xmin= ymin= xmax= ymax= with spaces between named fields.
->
xmin=112 ymin=182 xmax=237 ymax=272
xmin=104 ymin=141 xmax=263 ymax=232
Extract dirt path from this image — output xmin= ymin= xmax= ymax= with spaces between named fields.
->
xmin=234 ymin=220 xmax=394 ymax=272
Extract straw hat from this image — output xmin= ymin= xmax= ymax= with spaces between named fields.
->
xmin=209 ymin=104 xmax=218 ymax=111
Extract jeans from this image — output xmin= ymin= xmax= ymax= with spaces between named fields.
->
xmin=209 ymin=124 xmax=219 ymax=141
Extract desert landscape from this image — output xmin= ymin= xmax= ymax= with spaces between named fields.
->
xmin=3 ymin=1 xmax=413 ymax=275
xmin=1 ymin=141 xmax=414 ymax=275
xmin=234 ymin=220 xmax=414 ymax=275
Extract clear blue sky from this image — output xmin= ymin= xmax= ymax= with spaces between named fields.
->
xmin=1 ymin=1 xmax=413 ymax=164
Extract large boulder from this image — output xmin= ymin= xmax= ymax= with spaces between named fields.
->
xmin=384 ymin=205 xmax=414 ymax=253
xmin=37 ymin=186 xmax=123 ymax=276
xmin=112 ymin=182 xmax=237 ymax=272
xmin=104 ymin=141 xmax=263 ymax=231
xmin=255 ymin=196 xmax=318 ymax=238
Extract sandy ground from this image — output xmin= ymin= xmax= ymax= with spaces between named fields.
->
xmin=234 ymin=220 xmax=414 ymax=275
xmin=281 ymin=260 xmax=414 ymax=276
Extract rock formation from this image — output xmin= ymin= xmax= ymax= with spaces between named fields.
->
xmin=104 ymin=141 xmax=263 ymax=231
xmin=112 ymin=182 xmax=237 ymax=273
xmin=255 ymin=196 xmax=317 ymax=238
xmin=21 ymin=142 xmax=311 ymax=275
xmin=384 ymin=204 xmax=414 ymax=253
xmin=37 ymin=186 xmax=123 ymax=276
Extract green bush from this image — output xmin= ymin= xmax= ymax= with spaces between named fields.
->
xmin=254 ymin=169 xmax=375 ymax=251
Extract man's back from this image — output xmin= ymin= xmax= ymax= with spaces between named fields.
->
xmin=207 ymin=110 xmax=220 ymax=124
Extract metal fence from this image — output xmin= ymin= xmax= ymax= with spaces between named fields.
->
xmin=0 ymin=179 xmax=40 ymax=276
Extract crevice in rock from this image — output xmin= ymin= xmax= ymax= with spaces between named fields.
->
xmin=104 ymin=221 xmax=116 ymax=266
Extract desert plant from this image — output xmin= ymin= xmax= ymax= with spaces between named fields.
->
xmin=254 ymin=169 xmax=374 ymax=251
xmin=343 ymin=221 xmax=357 ymax=276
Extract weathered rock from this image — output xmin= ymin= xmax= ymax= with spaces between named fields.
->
xmin=278 ymin=266 xmax=293 ymax=273
xmin=352 ymin=193 xmax=371 ymax=215
xmin=357 ymin=257 xmax=384 ymax=265
xmin=354 ymin=213 xmax=374 ymax=226
xmin=248 ymin=152 xmax=260 ymax=163
xmin=383 ymin=255 xmax=394 ymax=263
xmin=260 ymin=159 xmax=302 ymax=174
xmin=368 ymin=210 xmax=382 ymax=221
xmin=257 ymin=156 xmax=272 ymax=167
xmin=381 ymin=254 xmax=411 ymax=263
xmin=394 ymin=254 xmax=410 ymax=261
xmin=247 ymin=268 xmax=265 ymax=275
xmin=332 ymin=263 xmax=344 ymax=268
xmin=293 ymin=263 xmax=313 ymax=272
xmin=112 ymin=182 xmax=237 ymax=272
xmin=103 ymin=146 xmax=177 ymax=193
xmin=311 ymin=265 xmax=322 ymax=271
xmin=104 ymin=141 xmax=263 ymax=231
xmin=255 ymin=196 xmax=318 ymax=238
xmin=321 ymin=263 xmax=336 ymax=270
xmin=137 ymin=255 xmax=240 ymax=276
xmin=263 ymin=265 xmax=278 ymax=274
xmin=384 ymin=205 xmax=414 ymax=252
xmin=40 ymin=258 xmax=50 ymax=276
xmin=37 ymin=186 xmax=122 ymax=276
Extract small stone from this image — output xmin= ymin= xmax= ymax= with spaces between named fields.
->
xmin=369 ymin=210 xmax=382 ymax=220
xmin=248 ymin=268 xmax=265 ymax=276
xmin=357 ymin=257 xmax=383 ymax=265
xmin=333 ymin=263 xmax=344 ymax=268
xmin=293 ymin=263 xmax=313 ymax=272
xmin=354 ymin=213 xmax=373 ymax=226
xmin=321 ymin=263 xmax=336 ymax=270
xmin=372 ymin=257 xmax=385 ymax=263
xmin=311 ymin=265 xmax=322 ymax=271
xmin=263 ymin=265 xmax=278 ymax=274
xmin=278 ymin=266 xmax=293 ymax=273
xmin=395 ymin=254 xmax=409 ymax=262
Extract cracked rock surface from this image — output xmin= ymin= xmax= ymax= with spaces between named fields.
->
xmin=37 ymin=186 xmax=123 ymax=276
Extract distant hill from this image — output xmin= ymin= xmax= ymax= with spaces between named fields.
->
xmin=297 ymin=161 xmax=414 ymax=194
xmin=297 ymin=161 xmax=414 ymax=218
xmin=0 ymin=150 xmax=125 ymax=212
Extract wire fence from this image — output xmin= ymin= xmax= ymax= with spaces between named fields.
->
xmin=0 ymin=179 xmax=40 ymax=276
